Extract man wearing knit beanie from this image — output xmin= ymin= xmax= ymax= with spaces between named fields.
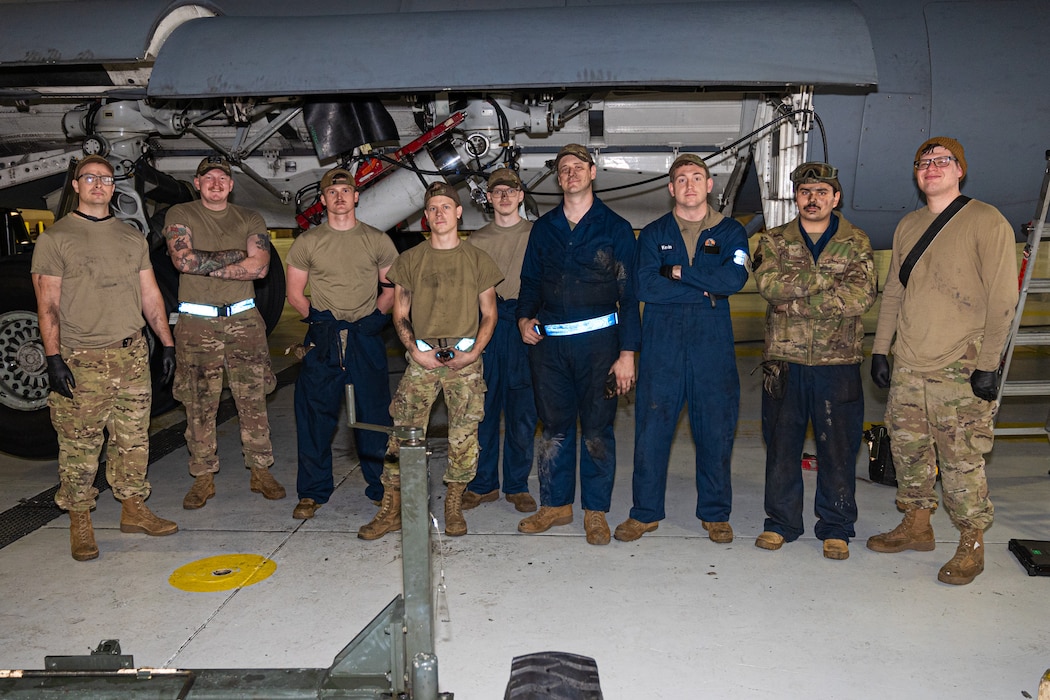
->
xmin=868 ymin=137 xmax=1018 ymax=585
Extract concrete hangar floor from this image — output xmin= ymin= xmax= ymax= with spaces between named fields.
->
xmin=0 ymin=239 xmax=1048 ymax=699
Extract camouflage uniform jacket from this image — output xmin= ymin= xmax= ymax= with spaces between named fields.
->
xmin=754 ymin=213 xmax=877 ymax=366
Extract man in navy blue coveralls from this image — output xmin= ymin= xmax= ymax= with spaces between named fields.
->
xmin=614 ymin=154 xmax=749 ymax=544
xmin=285 ymin=167 xmax=398 ymax=519
xmin=516 ymin=143 xmax=640 ymax=546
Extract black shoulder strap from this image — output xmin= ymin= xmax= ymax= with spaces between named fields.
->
xmin=899 ymin=195 xmax=971 ymax=288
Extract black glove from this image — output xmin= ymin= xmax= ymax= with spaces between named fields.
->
xmin=970 ymin=369 xmax=999 ymax=401
xmin=46 ymin=354 xmax=76 ymax=398
xmin=870 ymin=353 xmax=890 ymax=389
xmin=160 ymin=346 xmax=177 ymax=386
xmin=659 ymin=265 xmax=677 ymax=281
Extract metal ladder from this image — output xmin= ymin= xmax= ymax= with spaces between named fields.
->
xmin=995 ymin=150 xmax=1050 ymax=440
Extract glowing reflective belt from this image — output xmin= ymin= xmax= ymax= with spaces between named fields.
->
xmin=177 ymin=298 xmax=256 ymax=318
xmin=539 ymin=312 xmax=618 ymax=337
xmin=415 ymin=337 xmax=476 ymax=352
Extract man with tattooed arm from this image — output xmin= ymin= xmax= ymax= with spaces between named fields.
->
xmin=163 ymin=155 xmax=286 ymax=510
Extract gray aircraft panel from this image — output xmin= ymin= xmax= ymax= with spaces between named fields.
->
xmin=147 ymin=1 xmax=877 ymax=98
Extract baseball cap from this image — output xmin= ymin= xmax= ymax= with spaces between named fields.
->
xmin=669 ymin=153 xmax=710 ymax=178
xmin=74 ymin=155 xmax=113 ymax=179
xmin=791 ymin=161 xmax=841 ymax=193
xmin=196 ymin=155 xmax=233 ymax=178
xmin=487 ymin=168 xmax=522 ymax=190
xmin=320 ymin=167 xmax=356 ymax=191
xmin=915 ymin=136 xmax=966 ymax=178
xmin=424 ymin=181 xmax=461 ymax=207
xmin=555 ymin=143 xmax=594 ymax=168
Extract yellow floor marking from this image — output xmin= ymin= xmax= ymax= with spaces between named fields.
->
xmin=169 ymin=554 xmax=276 ymax=592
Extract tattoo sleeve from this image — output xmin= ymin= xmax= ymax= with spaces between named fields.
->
xmin=164 ymin=222 xmax=248 ymax=275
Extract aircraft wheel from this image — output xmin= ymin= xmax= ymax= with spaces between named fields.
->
xmin=0 ymin=259 xmax=58 ymax=459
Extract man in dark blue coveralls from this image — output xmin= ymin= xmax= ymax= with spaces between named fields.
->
xmin=614 ymin=154 xmax=749 ymax=544
xmin=285 ymin=167 xmax=398 ymax=519
xmin=516 ymin=143 xmax=640 ymax=546
xmin=462 ymin=168 xmax=538 ymax=514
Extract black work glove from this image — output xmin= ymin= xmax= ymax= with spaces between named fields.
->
xmin=970 ymin=369 xmax=999 ymax=401
xmin=870 ymin=353 xmax=890 ymax=389
xmin=659 ymin=265 xmax=677 ymax=281
xmin=46 ymin=354 xmax=76 ymax=398
xmin=160 ymin=346 xmax=177 ymax=386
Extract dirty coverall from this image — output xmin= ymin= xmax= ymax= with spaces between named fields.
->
xmin=630 ymin=210 xmax=749 ymax=525
xmin=517 ymin=197 xmax=640 ymax=512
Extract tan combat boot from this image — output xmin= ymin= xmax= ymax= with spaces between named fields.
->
xmin=937 ymin=528 xmax=984 ymax=585
xmin=445 ymin=482 xmax=468 ymax=537
xmin=518 ymin=505 xmax=573 ymax=534
xmin=120 ymin=496 xmax=178 ymax=536
xmin=69 ymin=510 xmax=99 ymax=561
xmin=358 ymin=479 xmax=401 ymax=540
xmin=584 ymin=510 xmax=611 ymax=545
xmin=866 ymin=508 xmax=935 ymax=553
xmin=250 ymin=467 xmax=287 ymax=500
xmin=183 ymin=473 xmax=215 ymax=510
xmin=461 ymin=488 xmax=498 ymax=510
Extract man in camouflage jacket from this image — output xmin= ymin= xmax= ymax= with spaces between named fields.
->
xmin=752 ymin=161 xmax=877 ymax=560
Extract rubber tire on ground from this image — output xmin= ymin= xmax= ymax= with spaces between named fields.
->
xmin=504 ymin=652 xmax=604 ymax=700
xmin=0 ymin=257 xmax=58 ymax=459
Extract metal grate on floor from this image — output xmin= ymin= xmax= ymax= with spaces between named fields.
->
xmin=0 ymin=365 xmax=300 ymax=550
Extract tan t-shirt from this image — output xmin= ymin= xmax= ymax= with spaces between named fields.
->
xmin=31 ymin=214 xmax=150 ymax=348
xmin=468 ymin=219 xmax=531 ymax=300
xmin=674 ymin=208 xmax=725 ymax=261
xmin=873 ymin=199 xmax=1018 ymax=372
xmin=386 ymin=240 xmax=503 ymax=340
xmin=287 ymin=220 xmax=398 ymax=322
xmin=164 ymin=200 xmax=265 ymax=305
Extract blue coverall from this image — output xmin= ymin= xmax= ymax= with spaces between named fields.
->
xmin=294 ymin=308 xmax=392 ymax=504
xmin=473 ymin=297 xmax=537 ymax=496
xmin=517 ymin=197 xmax=640 ymax=512
xmin=630 ymin=211 xmax=749 ymax=524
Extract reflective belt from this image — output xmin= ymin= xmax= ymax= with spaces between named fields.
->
xmin=177 ymin=298 xmax=256 ymax=318
xmin=415 ymin=337 xmax=476 ymax=352
xmin=539 ymin=312 xmax=618 ymax=337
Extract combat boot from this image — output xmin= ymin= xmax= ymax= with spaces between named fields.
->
xmin=866 ymin=508 xmax=935 ymax=553
xmin=518 ymin=505 xmax=573 ymax=534
xmin=358 ymin=479 xmax=401 ymax=540
xmin=250 ymin=467 xmax=287 ymax=500
xmin=69 ymin=510 xmax=98 ymax=561
xmin=445 ymin=482 xmax=468 ymax=537
xmin=120 ymin=496 xmax=178 ymax=536
xmin=183 ymin=473 xmax=215 ymax=510
xmin=461 ymin=488 xmax=498 ymax=510
xmin=937 ymin=528 xmax=984 ymax=585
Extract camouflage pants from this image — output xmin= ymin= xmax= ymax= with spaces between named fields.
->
xmin=885 ymin=344 xmax=994 ymax=530
xmin=174 ymin=308 xmax=275 ymax=476
xmin=49 ymin=334 xmax=151 ymax=511
xmin=385 ymin=355 xmax=485 ymax=484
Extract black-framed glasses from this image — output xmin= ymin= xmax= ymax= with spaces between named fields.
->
xmin=914 ymin=155 xmax=956 ymax=170
xmin=77 ymin=174 xmax=115 ymax=186
xmin=489 ymin=187 xmax=521 ymax=199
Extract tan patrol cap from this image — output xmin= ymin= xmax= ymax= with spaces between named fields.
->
xmin=555 ymin=143 xmax=594 ymax=168
xmin=424 ymin=181 xmax=461 ymax=207
xmin=320 ymin=167 xmax=356 ymax=191
xmin=487 ymin=168 xmax=522 ymax=190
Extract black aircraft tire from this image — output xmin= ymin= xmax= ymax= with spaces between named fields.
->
xmin=504 ymin=652 xmax=604 ymax=700
xmin=254 ymin=246 xmax=285 ymax=335
xmin=0 ymin=258 xmax=58 ymax=459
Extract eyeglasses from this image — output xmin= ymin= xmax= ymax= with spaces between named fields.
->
xmin=914 ymin=155 xmax=956 ymax=170
xmin=489 ymin=187 xmax=520 ymax=199
xmin=77 ymin=174 xmax=115 ymax=186
xmin=791 ymin=162 xmax=838 ymax=183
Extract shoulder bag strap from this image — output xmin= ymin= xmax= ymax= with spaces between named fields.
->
xmin=899 ymin=195 xmax=971 ymax=288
